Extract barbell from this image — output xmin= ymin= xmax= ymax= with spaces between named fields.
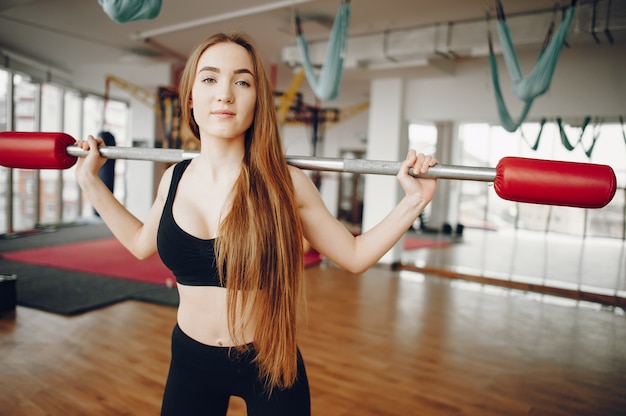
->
xmin=0 ymin=131 xmax=617 ymax=209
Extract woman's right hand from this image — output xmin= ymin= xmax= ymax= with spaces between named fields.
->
xmin=75 ymin=135 xmax=107 ymax=184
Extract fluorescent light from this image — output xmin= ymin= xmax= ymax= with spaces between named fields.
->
xmin=368 ymin=58 xmax=429 ymax=70
xmin=134 ymin=0 xmax=313 ymax=39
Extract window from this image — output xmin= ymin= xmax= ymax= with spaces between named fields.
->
xmin=458 ymin=121 xmax=625 ymax=238
xmin=0 ymin=70 xmax=130 ymax=233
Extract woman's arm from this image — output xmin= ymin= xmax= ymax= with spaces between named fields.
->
xmin=293 ymin=150 xmax=437 ymax=274
xmin=75 ymin=135 xmax=171 ymax=259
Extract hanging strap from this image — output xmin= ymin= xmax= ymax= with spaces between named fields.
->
xmin=520 ymin=117 xmax=547 ymax=151
xmin=557 ymin=116 xmax=591 ymax=151
xmin=583 ymin=120 xmax=602 ymax=158
xmin=488 ymin=29 xmax=533 ymax=132
xmin=295 ymin=0 xmax=351 ymax=101
xmin=558 ymin=116 xmax=603 ymax=158
xmin=98 ymin=0 xmax=162 ymax=23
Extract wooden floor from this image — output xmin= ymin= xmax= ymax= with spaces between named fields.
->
xmin=1 ymin=263 xmax=625 ymax=415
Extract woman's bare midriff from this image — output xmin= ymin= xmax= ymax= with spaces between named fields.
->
xmin=176 ymin=284 xmax=256 ymax=347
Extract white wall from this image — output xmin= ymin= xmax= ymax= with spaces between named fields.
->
xmin=71 ymin=61 xmax=172 ymax=97
xmin=283 ymin=111 xmax=368 ymax=217
xmin=73 ymin=60 xmax=172 ymax=219
xmin=317 ymin=112 xmax=369 ymax=217
xmin=404 ymin=43 xmax=626 ymax=123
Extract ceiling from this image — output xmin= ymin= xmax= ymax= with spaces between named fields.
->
xmin=0 ymin=0 xmax=623 ymax=106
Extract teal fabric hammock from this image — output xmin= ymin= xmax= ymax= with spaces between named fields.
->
xmin=488 ymin=0 xmax=576 ymax=132
xmin=521 ymin=116 xmax=604 ymax=157
xmin=98 ymin=0 xmax=162 ymax=23
xmin=295 ymin=0 xmax=351 ymax=101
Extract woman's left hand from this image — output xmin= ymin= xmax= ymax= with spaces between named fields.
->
xmin=396 ymin=150 xmax=438 ymax=203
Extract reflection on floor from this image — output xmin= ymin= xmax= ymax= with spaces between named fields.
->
xmin=400 ymin=227 xmax=626 ymax=299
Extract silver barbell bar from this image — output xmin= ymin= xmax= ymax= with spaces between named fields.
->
xmin=66 ymin=145 xmax=496 ymax=182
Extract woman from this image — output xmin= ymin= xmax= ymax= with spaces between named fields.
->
xmin=75 ymin=32 xmax=438 ymax=416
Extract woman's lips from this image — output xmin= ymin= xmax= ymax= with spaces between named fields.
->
xmin=212 ymin=110 xmax=235 ymax=118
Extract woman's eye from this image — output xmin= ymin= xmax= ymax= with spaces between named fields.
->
xmin=201 ymin=77 xmax=216 ymax=84
xmin=236 ymin=80 xmax=251 ymax=87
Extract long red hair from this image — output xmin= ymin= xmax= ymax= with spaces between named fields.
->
xmin=178 ymin=32 xmax=305 ymax=392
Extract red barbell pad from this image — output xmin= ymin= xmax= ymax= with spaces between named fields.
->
xmin=0 ymin=132 xmax=77 ymax=170
xmin=495 ymin=157 xmax=617 ymax=209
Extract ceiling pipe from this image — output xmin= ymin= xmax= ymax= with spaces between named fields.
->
xmin=281 ymin=0 xmax=624 ymax=71
xmin=133 ymin=0 xmax=314 ymax=40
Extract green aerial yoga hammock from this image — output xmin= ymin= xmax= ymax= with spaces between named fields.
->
xmin=520 ymin=117 xmax=547 ymax=151
xmin=557 ymin=116 xmax=602 ymax=158
xmin=489 ymin=0 xmax=576 ymax=132
xmin=98 ymin=0 xmax=162 ymax=23
xmin=521 ymin=116 xmax=603 ymax=156
xmin=295 ymin=0 xmax=351 ymax=101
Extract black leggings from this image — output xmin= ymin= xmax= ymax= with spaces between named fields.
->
xmin=161 ymin=324 xmax=311 ymax=416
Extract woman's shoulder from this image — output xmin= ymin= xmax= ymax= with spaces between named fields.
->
xmin=154 ymin=163 xmax=177 ymax=201
xmin=160 ymin=159 xmax=192 ymax=184
xmin=288 ymin=164 xmax=322 ymax=205
xmin=161 ymin=162 xmax=178 ymax=183
xmin=287 ymin=164 xmax=309 ymax=186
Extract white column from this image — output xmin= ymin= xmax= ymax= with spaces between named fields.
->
xmin=126 ymin=100 xmax=155 ymax=220
xmin=428 ymin=121 xmax=452 ymax=230
xmin=362 ymin=78 xmax=408 ymax=265
xmin=426 ymin=121 xmax=462 ymax=232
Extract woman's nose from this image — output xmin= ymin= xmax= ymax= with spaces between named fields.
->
xmin=217 ymin=87 xmax=234 ymax=103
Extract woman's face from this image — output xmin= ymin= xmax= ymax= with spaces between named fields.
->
xmin=190 ymin=41 xmax=257 ymax=142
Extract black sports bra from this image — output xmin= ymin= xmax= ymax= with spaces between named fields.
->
xmin=157 ymin=159 xmax=225 ymax=287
